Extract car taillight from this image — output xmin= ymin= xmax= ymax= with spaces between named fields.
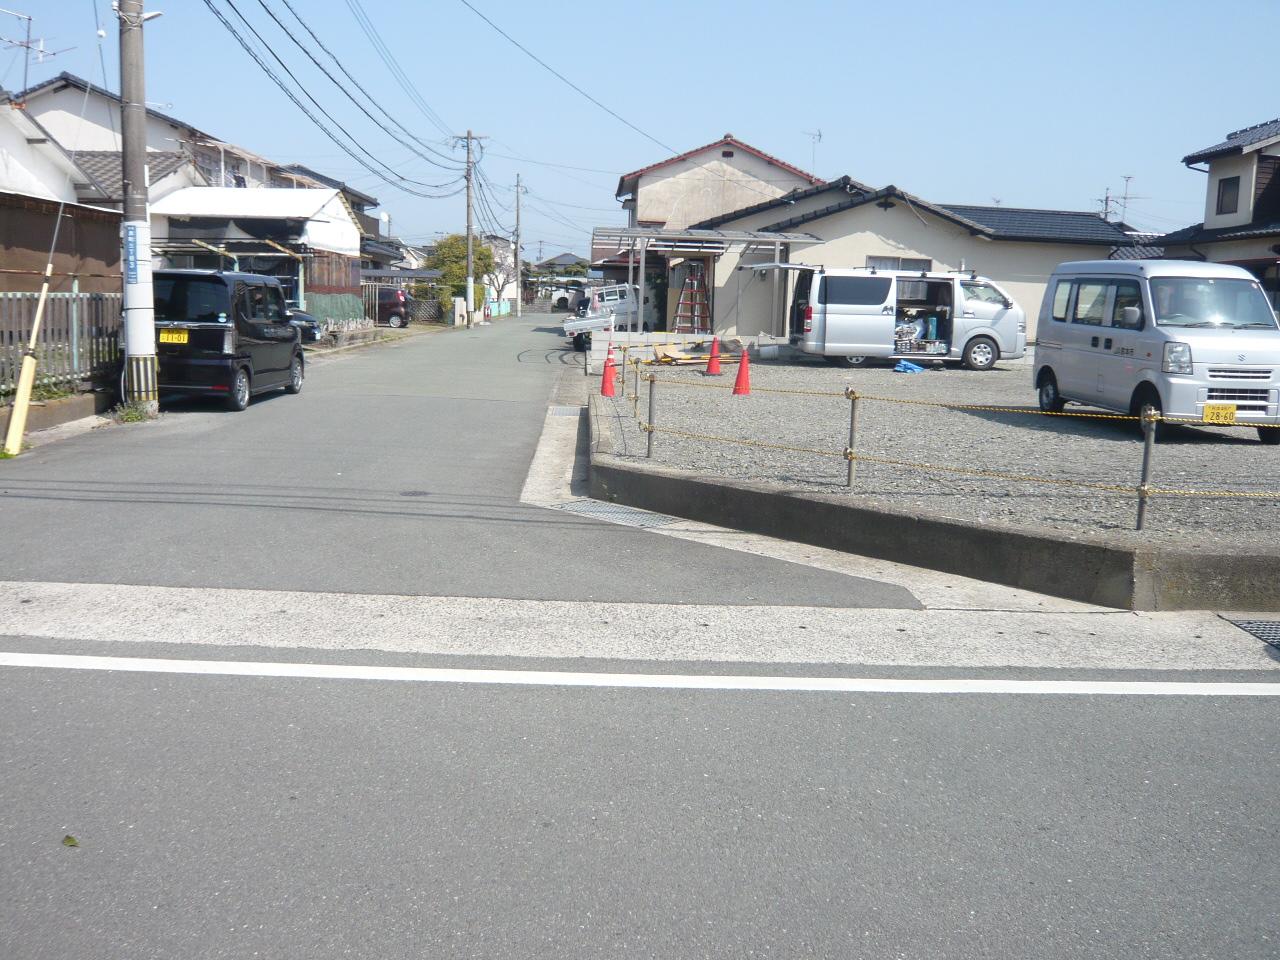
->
xmin=396 ymin=290 xmax=406 ymax=302
xmin=803 ymin=304 xmax=813 ymax=333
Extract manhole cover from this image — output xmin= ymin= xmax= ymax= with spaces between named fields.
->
xmin=1227 ymin=619 xmax=1280 ymax=649
xmin=550 ymin=499 xmax=680 ymax=528
xmin=399 ymin=490 xmax=430 ymax=498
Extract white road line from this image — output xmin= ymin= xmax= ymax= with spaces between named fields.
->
xmin=1 ymin=651 xmax=1277 ymax=696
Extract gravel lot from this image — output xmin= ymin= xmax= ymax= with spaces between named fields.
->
xmin=599 ymin=352 xmax=1280 ymax=551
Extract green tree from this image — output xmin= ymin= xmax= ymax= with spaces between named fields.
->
xmin=426 ymin=234 xmax=495 ymax=309
xmin=561 ymin=260 xmax=588 ymax=277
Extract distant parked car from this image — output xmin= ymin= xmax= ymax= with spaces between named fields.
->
xmin=378 ymin=288 xmax=411 ymax=327
xmin=288 ymin=309 xmax=323 ymax=343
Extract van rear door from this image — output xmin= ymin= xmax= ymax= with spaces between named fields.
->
xmin=820 ymin=274 xmax=895 ymax=357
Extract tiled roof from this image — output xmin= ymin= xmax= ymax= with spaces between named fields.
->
xmin=617 ymin=134 xmax=822 ymax=198
xmin=1160 ymin=219 xmax=1280 ymax=244
xmin=761 ymin=186 xmax=993 ymax=235
xmin=1184 ymin=118 xmax=1280 ymax=165
xmin=940 ymin=204 xmax=1132 ymax=244
xmin=72 ymin=150 xmax=194 ymax=200
xmin=282 ymin=164 xmax=379 ymax=207
xmin=689 ymin=175 xmax=871 ymax=230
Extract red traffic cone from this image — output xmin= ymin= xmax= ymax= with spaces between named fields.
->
xmin=600 ymin=349 xmax=617 ymax=397
xmin=732 ymin=345 xmax=751 ymax=396
xmin=703 ymin=337 xmax=722 ymax=377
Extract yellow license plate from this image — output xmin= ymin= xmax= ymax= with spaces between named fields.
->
xmin=158 ymin=329 xmax=188 ymax=344
xmin=1203 ymin=402 xmax=1237 ymax=424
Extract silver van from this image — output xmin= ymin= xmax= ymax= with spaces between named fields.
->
xmin=788 ymin=267 xmax=1027 ymax=370
xmin=1033 ymin=260 xmax=1280 ymax=444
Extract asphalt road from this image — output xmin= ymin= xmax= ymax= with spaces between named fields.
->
xmin=2 ymin=319 xmax=1278 ymax=959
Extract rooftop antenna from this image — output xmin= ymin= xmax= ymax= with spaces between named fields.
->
xmin=803 ymin=128 xmax=822 ymax=173
xmin=991 ymin=197 xmax=1003 ymax=206
xmin=1118 ymin=175 xmax=1149 ymax=225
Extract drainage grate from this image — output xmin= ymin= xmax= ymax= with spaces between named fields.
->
xmin=1227 ymin=619 xmax=1280 ymax=649
xmin=550 ymin=498 xmax=680 ymax=528
xmin=549 ymin=405 xmax=583 ymax=417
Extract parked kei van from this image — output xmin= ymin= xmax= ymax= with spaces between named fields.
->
xmin=786 ymin=267 xmax=1027 ymax=370
xmin=1033 ymin=260 xmax=1280 ymax=444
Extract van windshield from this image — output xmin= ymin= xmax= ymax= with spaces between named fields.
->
xmin=1149 ymin=277 xmax=1277 ymax=329
xmin=153 ymin=276 xmax=231 ymax=323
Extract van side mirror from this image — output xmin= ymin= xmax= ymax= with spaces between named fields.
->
xmin=1002 ymin=298 xmax=1013 ymax=309
xmin=1121 ymin=306 xmax=1140 ymax=325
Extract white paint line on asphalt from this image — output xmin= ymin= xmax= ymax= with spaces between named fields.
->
xmin=1 ymin=651 xmax=1277 ymax=696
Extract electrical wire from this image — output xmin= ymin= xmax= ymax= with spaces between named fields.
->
xmin=272 ymin=0 xmax=464 ymax=171
xmin=199 ymin=0 xmax=464 ymax=199
xmin=456 ymin=0 xmax=675 ymax=154
xmin=218 ymin=0 xmax=461 ymax=190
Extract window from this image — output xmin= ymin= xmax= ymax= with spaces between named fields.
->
xmin=1071 ymin=281 xmax=1108 ymax=325
xmin=721 ymin=150 xmax=735 ymax=158
xmin=1216 ymin=176 xmax=1240 ymax=215
xmin=1110 ymin=280 xmax=1144 ymax=329
xmin=820 ymin=275 xmax=892 ymax=305
xmin=1050 ymin=281 xmax=1071 ymax=322
xmin=961 ymin=282 xmax=1007 ymax=305
xmin=866 ymin=256 xmax=932 ymax=272
xmin=153 ymin=276 xmax=230 ymax=323
xmin=1150 ymin=277 xmax=1278 ymax=329
xmin=245 ymin=284 xmax=285 ymax=322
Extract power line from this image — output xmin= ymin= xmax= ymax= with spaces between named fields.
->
xmin=256 ymin=0 xmax=465 ymax=173
xmin=198 ymin=0 xmax=463 ymax=199
xmin=456 ymin=0 xmax=675 ymax=154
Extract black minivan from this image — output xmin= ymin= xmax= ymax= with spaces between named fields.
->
xmin=153 ymin=270 xmax=304 ymax=411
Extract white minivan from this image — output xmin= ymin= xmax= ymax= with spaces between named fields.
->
xmin=1033 ymin=260 xmax=1280 ymax=444
xmin=787 ymin=267 xmax=1027 ymax=370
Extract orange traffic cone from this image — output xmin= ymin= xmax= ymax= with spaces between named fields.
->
xmin=732 ymin=344 xmax=751 ymax=396
xmin=703 ymin=337 xmax=722 ymax=377
xmin=601 ymin=348 xmax=617 ymax=398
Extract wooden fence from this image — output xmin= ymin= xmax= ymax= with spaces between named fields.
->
xmin=0 ymin=291 xmax=122 ymax=395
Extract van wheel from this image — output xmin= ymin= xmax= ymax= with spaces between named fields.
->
xmin=1130 ymin=386 xmax=1169 ymax=442
xmin=1259 ymin=427 xmax=1280 ymax=445
xmin=963 ymin=336 xmax=998 ymax=371
xmin=227 ymin=367 xmax=251 ymax=411
xmin=285 ymin=354 xmax=303 ymax=394
xmin=841 ymin=355 xmax=870 ymax=367
xmin=1037 ymin=370 xmax=1065 ymax=413
xmin=388 ymin=314 xmax=405 ymax=329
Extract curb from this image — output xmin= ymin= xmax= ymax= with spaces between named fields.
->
xmin=586 ymin=395 xmax=1280 ymax=612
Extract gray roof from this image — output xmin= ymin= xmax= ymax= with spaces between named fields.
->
xmin=689 ymin=175 xmax=871 ymax=230
xmin=761 ymin=186 xmax=994 ymax=235
xmin=538 ymin=252 xmax=587 ymax=267
xmin=1184 ymin=118 xmax=1280 ymax=165
xmin=940 ymin=204 xmax=1132 ymax=245
xmin=1160 ymin=219 xmax=1280 ymax=245
xmin=283 ymin=164 xmax=379 ymax=208
xmin=72 ymin=151 xmax=194 ymax=200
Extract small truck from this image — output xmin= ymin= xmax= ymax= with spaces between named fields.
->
xmin=563 ymin=283 xmax=640 ymax=351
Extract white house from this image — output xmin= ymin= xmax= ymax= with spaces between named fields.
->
xmin=1161 ymin=118 xmax=1280 ymax=305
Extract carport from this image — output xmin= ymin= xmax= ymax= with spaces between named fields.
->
xmin=591 ymin=226 xmax=819 ymax=336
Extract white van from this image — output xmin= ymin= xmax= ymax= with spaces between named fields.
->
xmin=787 ymin=267 xmax=1027 ymax=370
xmin=562 ymin=283 xmax=642 ymax=351
xmin=1033 ymin=260 xmax=1280 ymax=444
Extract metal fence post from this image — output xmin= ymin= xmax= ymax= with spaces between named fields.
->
xmin=646 ymin=373 xmax=656 ymax=459
xmin=845 ymin=388 xmax=860 ymax=487
xmin=69 ymin=278 xmax=81 ymax=377
xmin=1136 ymin=405 xmax=1158 ymax=530
xmin=617 ymin=346 xmax=626 ymax=398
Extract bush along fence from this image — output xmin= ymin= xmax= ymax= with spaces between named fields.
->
xmin=605 ymin=347 xmax=1280 ymax=533
xmin=0 ymin=291 xmax=122 ymax=397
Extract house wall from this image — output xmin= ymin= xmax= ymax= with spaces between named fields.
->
xmin=0 ymin=192 xmax=121 ymax=293
xmin=634 ymin=149 xmax=814 ymax=229
xmin=1203 ymin=153 xmax=1257 ymax=229
xmin=27 ymin=84 xmax=187 ymax=153
xmin=711 ymin=202 xmax=1117 ymax=341
xmin=0 ymin=113 xmax=78 ymax=203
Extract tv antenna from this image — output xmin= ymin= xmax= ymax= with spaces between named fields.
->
xmin=0 ymin=7 xmax=74 ymax=96
xmin=803 ymin=129 xmax=822 ymax=172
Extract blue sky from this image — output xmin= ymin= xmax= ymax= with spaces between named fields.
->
xmin=11 ymin=0 xmax=1278 ymax=257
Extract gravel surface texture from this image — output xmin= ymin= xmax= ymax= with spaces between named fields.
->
xmin=600 ymin=352 xmax=1280 ymax=551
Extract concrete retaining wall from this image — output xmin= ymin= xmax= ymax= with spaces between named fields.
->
xmin=1 ymin=391 xmax=113 ymax=436
xmin=587 ymin=396 xmax=1280 ymax=611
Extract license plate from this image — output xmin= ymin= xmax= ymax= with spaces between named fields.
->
xmin=1203 ymin=402 xmax=1237 ymax=424
xmin=158 ymin=329 xmax=188 ymax=345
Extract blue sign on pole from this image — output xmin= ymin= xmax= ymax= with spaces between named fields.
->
xmin=124 ymin=224 xmax=138 ymax=284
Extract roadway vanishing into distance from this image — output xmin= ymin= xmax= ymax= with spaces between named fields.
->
xmin=2 ymin=319 xmax=1277 ymax=960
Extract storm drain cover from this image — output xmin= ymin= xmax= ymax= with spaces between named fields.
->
xmin=1226 ymin=619 xmax=1280 ymax=650
xmin=551 ymin=498 xmax=680 ymax=528
xmin=549 ymin=405 xmax=583 ymax=417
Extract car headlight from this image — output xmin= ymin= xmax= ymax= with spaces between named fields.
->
xmin=1162 ymin=341 xmax=1192 ymax=375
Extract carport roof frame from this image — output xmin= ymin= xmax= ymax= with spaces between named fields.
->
xmin=592 ymin=226 xmax=821 ymax=256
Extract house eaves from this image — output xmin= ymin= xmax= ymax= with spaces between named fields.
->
xmin=1183 ymin=118 xmax=1280 ymax=166
xmin=1159 ymin=219 xmax=1280 ymax=245
xmin=283 ymin=163 xmax=379 ymax=207
xmin=0 ymin=92 xmax=111 ymax=201
xmin=760 ymin=185 xmax=994 ymax=236
xmin=616 ymin=134 xmax=822 ymax=199
xmin=689 ymin=175 xmax=872 ymax=230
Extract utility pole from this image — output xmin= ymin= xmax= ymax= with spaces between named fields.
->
xmin=514 ymin=172 xmax=522 ymax=319
xmin=464 ymin=128 xmax=474 ymax=328
xmin=119 ymin=0 xmax=158 ymax=414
